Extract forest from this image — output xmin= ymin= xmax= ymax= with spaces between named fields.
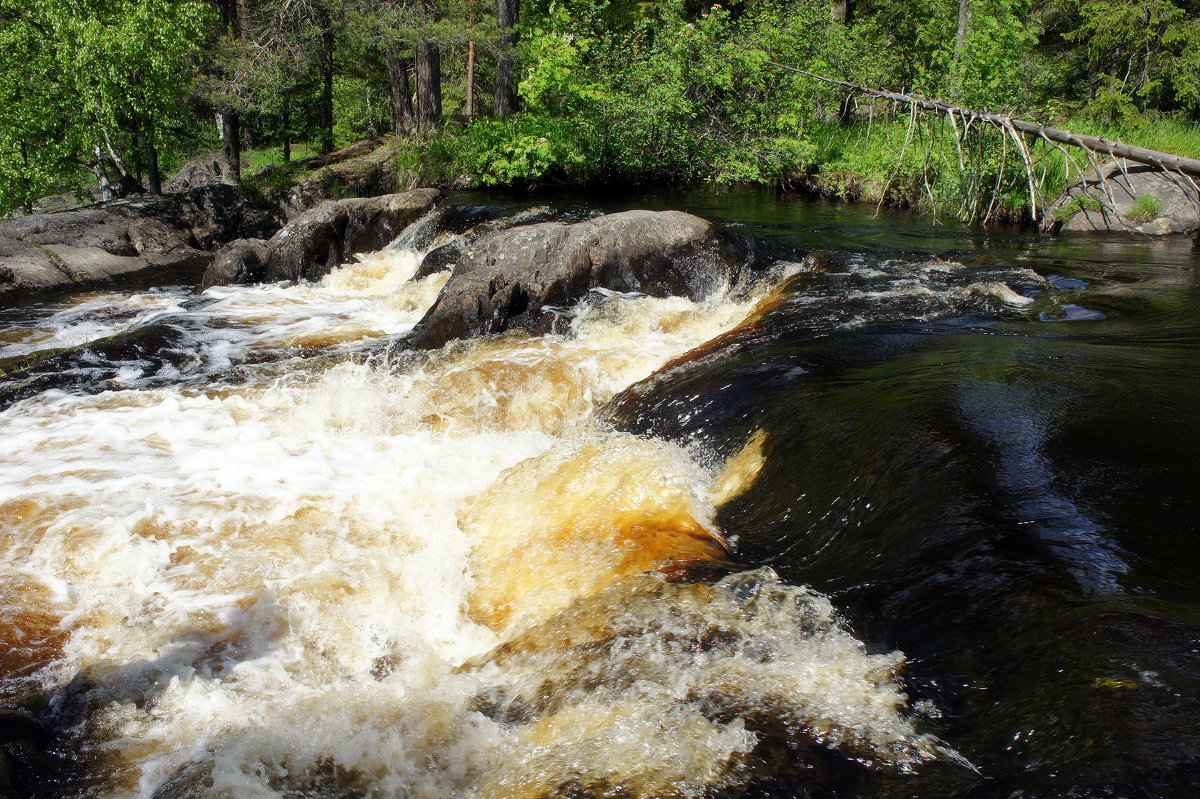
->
xmin=1 ymin=0 xmax=1198 ymax=221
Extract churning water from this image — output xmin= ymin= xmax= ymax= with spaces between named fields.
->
xmin=2 ymin=191 xmax=1199 ymax=799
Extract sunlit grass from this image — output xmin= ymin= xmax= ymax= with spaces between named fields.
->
xmin=242 ymin=142 xmax=319 ymax=175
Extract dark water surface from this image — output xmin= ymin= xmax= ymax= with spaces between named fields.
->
xmin=569 ymin=189 xmax=1200 ymax=798
xmin=3 ymin=188 xmax=1199 ymax=798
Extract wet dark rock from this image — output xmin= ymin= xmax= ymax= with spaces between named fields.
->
xmin=406 ymin=210 xmax=750 ymax=349
xmin=201 ymin=189 xmax=440 ymax=287
xmin=199 ymin=238 xmax=270 ymax=289
xmin=0 ymin=323 xmax=192 ymax=410
xmin=1047 ymin=159 xmax=1200 ymax=235
xmin=414 ymin=238 xmax=466 ymax=279
xmin=0 ymin=707 xmax=52 ymax=799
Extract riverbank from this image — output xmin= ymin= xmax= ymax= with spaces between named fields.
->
xmin=382 ymin=114 xmax=1200 ymax=226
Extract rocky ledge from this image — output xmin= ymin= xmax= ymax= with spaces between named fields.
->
xmin=201 ymin=189 xmax=440 ymax=287
xmin=0 ymin=185 xmax=281 ymax=302
xmin=405 ymin=209 xmax=751 ymax=350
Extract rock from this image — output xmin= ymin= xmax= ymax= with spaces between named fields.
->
xmin=0 ymin=184 xmax=283 ymax=302
xmin=201 ymin=189 xmax=440 ymax=287
xmin=405 ymin=210 xmax=749 ymax=350
xmin=199 ymin=238 xmax=270 ymax=289
xmin=163 ymin=156 xmax=223 ymax=193
xmin=1046 ymin=159 xmax=1200 ymax=235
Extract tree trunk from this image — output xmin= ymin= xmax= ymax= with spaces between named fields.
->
xmin=218 ymin=112 xmax=241 ymax=184
xmin=831 ymin=0 xmax=850 ymax=23
xmin=495 ymin=0 xmax=519 ymax=116
xmin=92 ymin=145 xmax=114 ymax=202
xmin=466 ymin=40 xmax=477 ymax=117
xmin=951 ymin=0 xmax=970 ymax=95
xmin=142 ymin=120 xmax=162 ymax=196
xmin=416 ymin=42 xmax=442 ymax=130
xmin=387 ymin=50 xmax=415 ymax=134
xmin=282 ymin=90 xmax=292 ymax=163
xmin=318 ymin=4 xmax=335 ymax=153
xmin=767 ymin=62 xmax=1200 ymax=177
xmin=213 ymin=0 xmax=241 ymax=183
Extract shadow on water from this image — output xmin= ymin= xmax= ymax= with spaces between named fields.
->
xmin=604 ymin=198 xmax=1200 ymax=797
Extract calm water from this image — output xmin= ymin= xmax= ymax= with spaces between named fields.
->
xmin=1 ymin=189 xmax=1197 ymax=798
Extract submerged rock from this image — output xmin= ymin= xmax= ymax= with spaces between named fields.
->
xmin=406 ymin=209 xmax=750 ymax=349
xmin=1046 ymin=159 xmax=1200 ymax=235
xmin=201 ymin=189 xmax=440 ymax=286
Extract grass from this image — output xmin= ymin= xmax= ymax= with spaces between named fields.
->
xmin=1052 ymin=194 xmax=1104 ymax=221
xmin=241 ymin=142 xmax=319 ymax=175
xmin=804 ymin=112 xmax=1200 ymax=223
xmin=1126 ymin=194 xmax=1161 ymax=223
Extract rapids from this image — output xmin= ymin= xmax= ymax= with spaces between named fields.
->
xmin=2 ymin=191 xmax=1198 ymax=799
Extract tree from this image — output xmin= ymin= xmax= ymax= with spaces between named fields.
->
xmin=416 ymin=0 xmax=443 ymax=130
xmin=0 ymin=0 xmax=213 ymax=211
xmin=211 ymin=0 xmax=243 ymax=183
xmin=495 ymin=0 xmax=519 ymax=115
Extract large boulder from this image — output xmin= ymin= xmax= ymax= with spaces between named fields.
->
xmin=201 ymin=189 xmax=440 ymax=287
xmin=1047 ymin=159 xmax=1200 ymax=235
xmin=405 ymin=210 xmax=750 ymax=350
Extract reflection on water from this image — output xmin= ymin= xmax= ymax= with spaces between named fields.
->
xmin=1 ymin=191 xmax=1198 ymax=799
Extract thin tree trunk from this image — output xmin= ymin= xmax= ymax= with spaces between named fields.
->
xmin=92 ymin=145 xmax=114 ymax=202
xmin=951 ymin=0 xmax=970 ymax=95
xmin=387 ymin=50 xmax=415 ymax=134
xmin=142 ymin=119 xmax=162 ymax=196
xmin=218 ymin=112 xmax=241 ymax=183
xmin=318 ymin=4 xmax=335 ymax=153
xmin=465 ymin=0 xmax=477 ymax=117
xmin=495 ymin=0 xmax=519 ymax=116
xmin=282 ymin=90 xmax=292 ymax=163
xmin=416 ymin=42 xmax=442 ymax=130
xmin=466 ymin=40 xmax=476 ymax=117
xmin=214 ymin=0 xmax=241 ymax=183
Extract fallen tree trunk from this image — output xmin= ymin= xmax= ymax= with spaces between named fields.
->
xmin=767 ymin=62 xmax=1200 ymax=178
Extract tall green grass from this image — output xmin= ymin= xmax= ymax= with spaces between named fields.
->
xmin=805 ymin=114 xmax=1200 ymax=223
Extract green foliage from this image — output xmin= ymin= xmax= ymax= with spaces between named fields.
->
xmin=1052 ymin=194 xmax=1103 ymax=221
xmin=0 ymin=0 xmax=213 ymax=213
xmin=1126 ymin=194 xmax=1161 ymax=223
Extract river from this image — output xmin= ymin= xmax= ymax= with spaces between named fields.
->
xmin=0 ymin=190 xmax=1197 ymax=798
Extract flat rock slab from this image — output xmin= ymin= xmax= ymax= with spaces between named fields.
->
xmin=406 ymin=209 xmax=749 ymax=349
xmin=0 ymin=185 xmax=281 ymax=303
xmin=1049 ymin=160 xmax=1200 ymax=235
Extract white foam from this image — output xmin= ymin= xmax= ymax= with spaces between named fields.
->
xmin=0 ymin=249 xmax=947 ymax=797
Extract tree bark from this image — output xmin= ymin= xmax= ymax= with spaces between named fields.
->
xmin=416 ymin=0 xmax=442 ymax=131
xmin=416 ymin=42 xmax=442 ymax=130
xmin=318 ymin=3 xmax=335 ymax=153
xmin=142 ymin=120 xmax=162 ymax=196
xmin=831 ymin=0 xmax=850 ymax=23
xmin=92 ymin=145 xmax=114 ymax=202
xmin=218 ymin=112 xmax=241 ymax=184
xmin=466 ymin=40 xmax=477 ymax=117
xmin=767 ymin=63 xmax=1200 ymax=177
xmin=951 ymin=0 xmax=970 ymax=95
xmin=495 ymin=0 xmax=519 ymax=116
xmin=213 ymin=0 xmax=241 ymax=183
xmin=282 ymin=90 xmax=292 ymax=163
xmin=387 ymin=50 xmax=415 ymax=134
